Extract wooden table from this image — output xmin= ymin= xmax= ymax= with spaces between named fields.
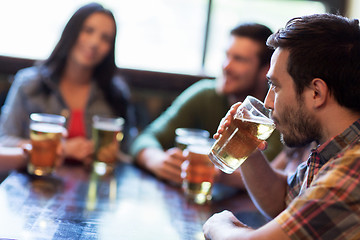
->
xmin=0 ymin=163 xmax=268 ymax=239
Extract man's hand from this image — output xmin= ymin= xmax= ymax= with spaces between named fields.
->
xmin=137 ymin=147 xmax=186 ymax=185
xmin=155 ymin=147 xmax=186 ymax=185
xmin=203 ymin=210 xmax=251 ymax=240
xmin=214 ymin=102 xmax=267 ymax=151
xmin=203 ymin=210 xmax=290 ymax=240
xmin=214 ymin=102 xmax=242 ymax=139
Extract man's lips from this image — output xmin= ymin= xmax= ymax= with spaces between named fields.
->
xmin=271 ymin=117 xmax=279 ymax=128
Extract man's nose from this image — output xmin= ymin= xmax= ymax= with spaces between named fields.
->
xmin=222 ymin=58 xmax=232 ymax=71
xmin=264 ymin=89 xmax=274 ymax=110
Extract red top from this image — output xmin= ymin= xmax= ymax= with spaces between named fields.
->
xmin=67 ymin=109 xmax=86 ymax=138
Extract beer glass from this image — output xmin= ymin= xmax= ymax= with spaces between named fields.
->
xmin=28 ymin=113 xmax=66 ymax=176
xmin=208 ymin=96 xmax=275 ymax=174
xmin=181 ymin=139 xmax=215 ymax=205
xmin=92 ymin=115 xmax=124 ymax=175
xmin=175 ymin=128 xmax=210 ymax=150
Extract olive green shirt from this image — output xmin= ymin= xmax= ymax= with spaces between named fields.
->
xmin=130 ymin=79 xmax=282 ymax=161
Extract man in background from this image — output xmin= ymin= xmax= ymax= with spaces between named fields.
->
xmin=130 ymin=23 xmax=283 ymax=187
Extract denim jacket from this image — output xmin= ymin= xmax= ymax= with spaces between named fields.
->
xmin=0 ymin=66 xmax=135 ymax=150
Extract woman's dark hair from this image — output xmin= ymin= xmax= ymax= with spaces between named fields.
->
xmin=230 ymin=23 xmax=274 ymax=68
xmin=267 ymin=14 xmax=360 ymax=113
xmin=42 ymin=2 xmax=128 ymax=118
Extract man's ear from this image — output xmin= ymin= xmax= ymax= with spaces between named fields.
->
xmin=310 ymin=78 xmax=329 ymax=108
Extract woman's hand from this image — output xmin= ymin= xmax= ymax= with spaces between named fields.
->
xmin=64 ymin=137 xmax=94 ymax=165
xmin=96 ymin=141 xmax=119 ymax=163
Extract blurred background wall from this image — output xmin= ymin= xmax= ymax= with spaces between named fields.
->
xmin=0 ymin=0 xmax=357 ymax=129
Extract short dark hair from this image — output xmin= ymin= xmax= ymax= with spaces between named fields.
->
xmin=231 ymin=23 xmax=274 ymax=68
xmin=267 ymin=14 xmax=360 ymax=113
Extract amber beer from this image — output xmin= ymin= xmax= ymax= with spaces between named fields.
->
xmin=92 ymin=116 xmax=124 ymax=175
xmin=181 ymin=143 xmax=215 ymax=204
xmin=209 ymin=96 xmax=275 ymax=174
xmin=28 ymin=114 xmax=65 ymax=176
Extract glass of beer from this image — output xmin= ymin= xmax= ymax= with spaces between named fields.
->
xmin=208 ymin=96 xmax=275 ymax=174
xmin=92 ymin=115 xmax=125 ymax=175
xmin=175 ymin=128 xmax=210 ymax=150
xmin=28 ymin=113 xmax=66 ymax=176
xmin=181 ymin=139 xmax=215 ymax=205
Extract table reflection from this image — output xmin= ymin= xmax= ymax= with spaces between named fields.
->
xmin=0 ymin=163 xmax=267 ymax=239
xmin=86 ymin=171 xmax=117 ymax=211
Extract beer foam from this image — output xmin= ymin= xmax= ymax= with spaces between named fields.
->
xmin=187 ymin=144 xmax=212 ymax=155
xmin=236 ymin=115 xmax=274 ymax=126
xmin=93 ymin=121 xmax=123 ymax=131
xmin=30 ymin=123 xmax=64 ymax=133
xmin=177 ymin=135 xmax=212 ymax=146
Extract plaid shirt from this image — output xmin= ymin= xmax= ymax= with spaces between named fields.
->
xmin=275 ymin=119 xmax=360 ymax=240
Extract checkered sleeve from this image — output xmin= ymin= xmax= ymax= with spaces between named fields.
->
xmin=275 ymin=149 xmax=360 ymax=240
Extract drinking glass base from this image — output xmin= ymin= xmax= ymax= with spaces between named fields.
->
xmin=93 ymin=161 xmax=115 ymax=176
xmin=27 ymin=163 xmax=53 ymax=176
xmin=182 ymin=180 xmax=212 ymax=205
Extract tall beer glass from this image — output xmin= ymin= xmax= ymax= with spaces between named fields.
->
xmin=92 ymin=115 xmax=124 ymax=175
xmin=208 ymin=96 xmax=275 ymax=174
xmin=28 ymin=113 xmax=66 ymax=176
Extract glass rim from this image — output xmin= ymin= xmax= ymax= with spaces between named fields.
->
xmin=237 ymin=96 xmax=273 ymax=120
xmin=175 ymin=128 xmax=210 ymax=137
xmin=92 ymin=115 xmax=125 ymax=126
xmin=30 ymin=113 xmax=66 ymax=125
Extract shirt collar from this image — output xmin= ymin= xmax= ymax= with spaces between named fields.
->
xmin=313 ymin=119 xmax=360 ymax=164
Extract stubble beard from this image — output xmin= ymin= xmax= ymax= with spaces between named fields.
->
xmin=277 ymin=101 xmax=321 ymax=148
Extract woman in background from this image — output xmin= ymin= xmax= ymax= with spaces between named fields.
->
xmin=0 ymin=2 xmax=135 ymax=165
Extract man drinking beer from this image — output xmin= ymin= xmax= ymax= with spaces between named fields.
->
xmin=203 ymin=13 xmax=360 ymax=239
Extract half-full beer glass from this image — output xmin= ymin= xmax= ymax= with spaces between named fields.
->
xmin=92 ymin=115 xmax=124 ymax=175
xmin=28 ymin=113 xmax=66 ymax=176
xmin=181 ymin=139 xmax=215 ymax=205
xmin=208 ymin=96 xmax=275 ymax=174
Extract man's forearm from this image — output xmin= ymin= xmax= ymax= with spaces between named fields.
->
xmin=137 ymin=148 xmax=156 ymax=170
xmin=216 ymin=169 xmax=246 ymax=189
xmin=240 ymin=150 xmax=288 ymax=218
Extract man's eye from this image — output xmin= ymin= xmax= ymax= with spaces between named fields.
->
xmin=267 ymin=80 xmax=277 ymax=90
